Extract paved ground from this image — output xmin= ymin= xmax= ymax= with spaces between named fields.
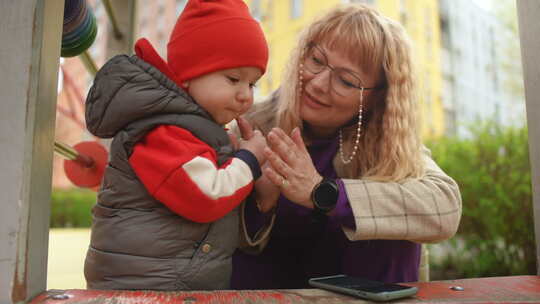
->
xmin=47 ymin=228 xmax=90 ymax=290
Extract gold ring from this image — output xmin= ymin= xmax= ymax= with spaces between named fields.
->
xmin=281 ymin=178 xmax=289 ymax=187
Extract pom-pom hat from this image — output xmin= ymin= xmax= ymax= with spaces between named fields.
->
xmin=135 ymin=0 xmax=268 ymax=88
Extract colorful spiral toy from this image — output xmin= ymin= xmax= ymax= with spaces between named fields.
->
xmin=61 ymin=0 xmax=97 ymax=57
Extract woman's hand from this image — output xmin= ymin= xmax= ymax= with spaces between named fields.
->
xmin=264 ymin=127 xmax=322 ymax=209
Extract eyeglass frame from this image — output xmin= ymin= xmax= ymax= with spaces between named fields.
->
xmin=302 ymin=43 xmax=383 ymax=96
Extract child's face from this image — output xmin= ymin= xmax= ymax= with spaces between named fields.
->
xmin=186 ymin=67 xmax=262 ymax=125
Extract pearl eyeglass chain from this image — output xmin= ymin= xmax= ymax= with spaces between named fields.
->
xmin=299 ymin=48 xmax=305 ymax=99
xmin=339 ymin=89 xmax=363 ymax=164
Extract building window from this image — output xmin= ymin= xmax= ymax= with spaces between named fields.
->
xmin=176 ymin=0 xmax=187 ymax=15
xmin=425 ymin=8 xmax=433 ymax=61
xmin=349 ymin=0 xmax=375 ymax=4
xmin=251 ymin=0 xmax=262 ymax=21
xmin=291 ymin=0 xmax=302 ymax=19
xmin=266 ymin=1 xmax=274 ymax=30
xmin=266 ymin=67 xmax=273 ymax=91
xmin=399 ymin=0 xmax=408 ymax=26
xmin=440 ymin=16 xmax=450 ymax=49
xmin=157 ymin=1 xmax=166 ymax=33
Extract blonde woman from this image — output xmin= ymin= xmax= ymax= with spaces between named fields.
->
xmin=231 ymin=4 xmax=462 ymax=288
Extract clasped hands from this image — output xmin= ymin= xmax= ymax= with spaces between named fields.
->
xmin=230 ymin=117 xmax=322 ymax=213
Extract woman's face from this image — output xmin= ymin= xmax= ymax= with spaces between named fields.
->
xmin=299 ymin=43 xmax=380 ymax=137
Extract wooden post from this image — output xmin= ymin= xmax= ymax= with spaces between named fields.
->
xmin=104 ymin=0 xmax=137 ymax=59
xmin=516 ymin=0 xmax=540 ymax=275
xmin=0 ymin=1 xmax=64 ymax=303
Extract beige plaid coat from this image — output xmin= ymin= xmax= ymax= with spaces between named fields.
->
xmin=339 ymin=148 xmax=462 ymax=243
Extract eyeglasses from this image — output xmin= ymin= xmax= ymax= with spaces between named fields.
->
xmin=303 ymin=43 xmax=379 ymax=96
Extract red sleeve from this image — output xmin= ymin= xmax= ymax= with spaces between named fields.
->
xmin=129 ymin=125 xmax=254 ymax=223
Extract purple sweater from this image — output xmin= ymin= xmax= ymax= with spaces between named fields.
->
xmin=231 ymin=137 xmax=421 ymax=289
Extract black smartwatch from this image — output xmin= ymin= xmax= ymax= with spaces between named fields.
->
xmin=311 ymin=178 xmax=339 ymax=214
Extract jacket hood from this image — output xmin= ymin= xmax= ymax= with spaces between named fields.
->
xmin=85 ymin=55 xmax=208 ymax=138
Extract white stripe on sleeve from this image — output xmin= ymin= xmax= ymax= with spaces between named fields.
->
xmin=182 ymin=156 xmax=253 ymax=200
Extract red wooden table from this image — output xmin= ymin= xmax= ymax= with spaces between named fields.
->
xmin=30 ymin=275 xmax=540 ymax=303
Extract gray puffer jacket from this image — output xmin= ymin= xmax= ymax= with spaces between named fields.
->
xmin=84 ymin=55 xmax=238 ymax=291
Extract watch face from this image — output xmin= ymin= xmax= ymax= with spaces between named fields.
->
xmin=314 ymin=181 xmax=339 ymax=209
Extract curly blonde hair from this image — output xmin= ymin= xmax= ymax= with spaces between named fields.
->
xmin=251 ymin=3 xmax=424 ymax=181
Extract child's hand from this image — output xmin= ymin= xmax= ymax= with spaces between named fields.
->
xmin=236 ymin=116 xmax=267 ymax=165
xmin=239 ymin=130 xmax=267 ymax=165
xmin=236 ymin=116 xmax=254 ymax=140
xmin=228 ymin=132 xmax=239 ymax=150
xmin=254 ymin=166 xmax=280 ymax=213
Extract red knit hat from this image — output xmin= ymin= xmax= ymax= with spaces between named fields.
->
xmin=135 ymin=0 xmax=268 ymax=88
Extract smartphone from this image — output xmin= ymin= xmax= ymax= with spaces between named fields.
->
xmin=309 ymin=274 xmax=418 ymax=302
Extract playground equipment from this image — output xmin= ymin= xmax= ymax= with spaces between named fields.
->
xmin=1 ymin=0 xmax=540 ymax=303
xmin=61 ymin=0 xmax=97 ymax=57
xmin=54 ymin=141 xmax=107 ymax=189
xmin=56 ymin=0 xmax=107 ymax=191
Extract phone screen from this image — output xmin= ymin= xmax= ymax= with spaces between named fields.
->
xmin=319 ymin=276 xmax=412 ymax=293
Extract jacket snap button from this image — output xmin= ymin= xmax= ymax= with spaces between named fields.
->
xmin=201 ymin=243 xmax=211 ymax=253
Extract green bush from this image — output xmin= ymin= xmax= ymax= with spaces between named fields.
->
xmin=426 ymin=121 xmax=535 ymax=279
xmin=50 ymin=188 xmax=96 ymax=228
